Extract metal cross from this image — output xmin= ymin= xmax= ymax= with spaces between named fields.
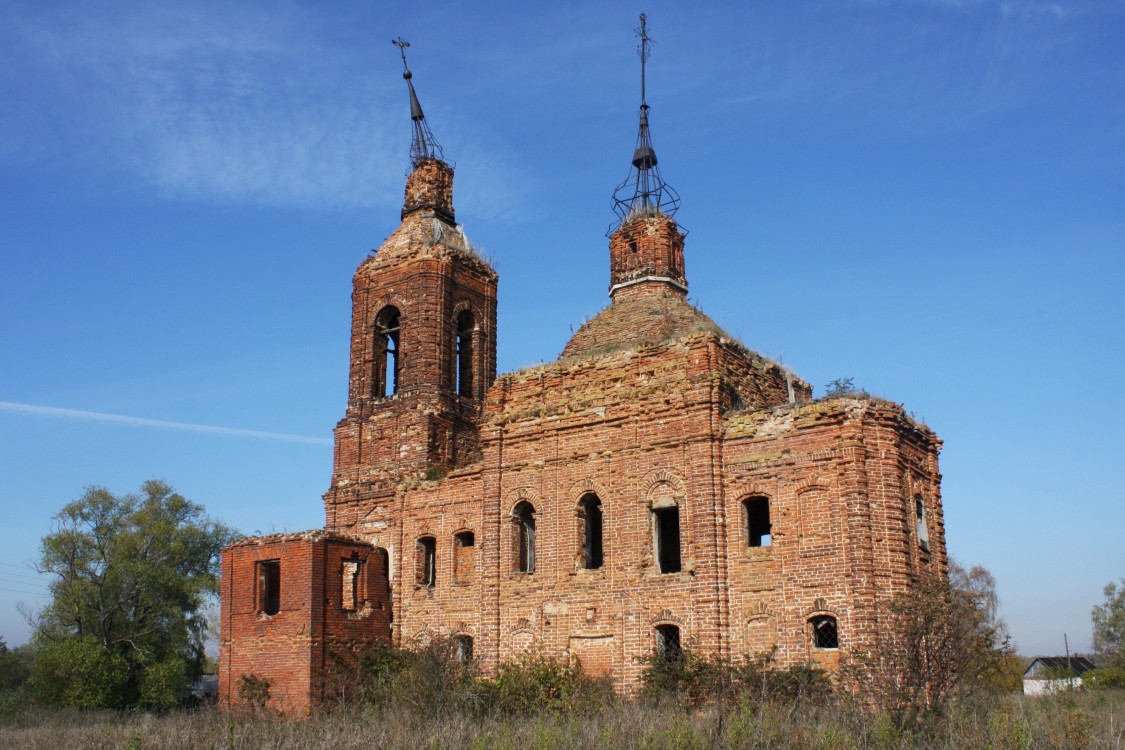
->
xmin=392 ymin=37 xmax=411 ymax=73
xmin=636 ymin=14 xmax=653 ymax=106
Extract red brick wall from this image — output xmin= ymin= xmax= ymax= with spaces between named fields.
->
xmin=608 ymin=214 xmax=686 ymax=292
xmin=221 ymin=159 xmax=947 ymax=702
xmin=218 ymin=533 xmax=390 ymax=714
xmin=318 ymin=333 xmax=942 ymax=690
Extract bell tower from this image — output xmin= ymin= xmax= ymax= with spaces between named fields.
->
xmin=325 ymin=39 xmax=498 ymax=530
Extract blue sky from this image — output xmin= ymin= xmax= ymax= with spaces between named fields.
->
xmin=1 ymin=0 xmax=1122 ymax=657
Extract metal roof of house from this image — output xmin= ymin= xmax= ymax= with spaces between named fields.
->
xmin=1023 ymin=656 xmax=1097 ymax=677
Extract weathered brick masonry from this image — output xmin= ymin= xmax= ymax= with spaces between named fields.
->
xmin=219 ymin=532 xmax=390 ymax=714
xmin=220 ymin=152 xmax=945 ymax=713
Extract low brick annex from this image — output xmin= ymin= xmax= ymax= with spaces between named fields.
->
xmin=219 ymin=129 xmax=945 ymax=718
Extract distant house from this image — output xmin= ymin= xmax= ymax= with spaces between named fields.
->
xmin=1022 ymin=656 xmax=1096 ymax=695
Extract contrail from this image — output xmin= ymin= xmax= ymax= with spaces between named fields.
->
xmin=0 ymin=401 xmax=332 ymax=446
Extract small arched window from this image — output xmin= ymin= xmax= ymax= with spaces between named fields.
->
xmin=453 ymin=634 xmax=474 ymax=663
xmin=415 ymin=536 xmax=436 ymax=588
xmin=743 ymin=496 xmax=772 ymax=548
xmin=578 ymin=493 xmax=604 ymax=570
xmin=455 ymin=309 xmax=475 ymax=398
xmin=654 ymin=624 xmax=682 ymax=662
xmin=513 ymin=501 xmax=536 ymax=574
xmin=374 ymin=306 xmax=401 ymax=397
xmin=810 ymin=615 xmax=838 ymax=649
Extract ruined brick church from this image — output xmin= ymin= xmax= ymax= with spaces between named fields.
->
xmin=219 ymin=28 xmax=946 ymax=714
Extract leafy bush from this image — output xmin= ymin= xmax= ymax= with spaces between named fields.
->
xmin=29 ymin=637 xmax=129 ymax=708
xmin=844 ymin=572 xmax=1012 ymax=728
xmin=340 ymin=639 xmax=610 ymax=717
xmin=236 ymin=673 xmax=272 ymax=712
xmin=1092 ymin=578 xmax=1125 ymax=669
xmin=731 ymin=650 xmax=833 ymax=703
xmin=641 ymin=647 xmax=728 ymax=707
xmin=641 ymin=646 xmax=831 ymax=708
xmin=139 ymin=657 xmax=187 ymax=710
xmin=337 ymin=637 xmax=480 ymax=714
xmin=1084 ymin=667 xmax=1125 ymax=690
xmin=483 ymin=651 xmax=613 ymax=715
xmin=0 ymin=638 xmax=29 ymax=693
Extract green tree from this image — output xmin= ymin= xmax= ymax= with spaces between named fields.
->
xmin=949 ymin=561 xmax=1009 ymax=644
xmin=0 ymin=636 xmax=31 ymax=692
xmin=847 ymin=563 xmax=1011 ymax=727
xmin=1092 ymin=577 xmax=1125 ymax=668
xmin=28 ymin=480 xmax=237 ymax=708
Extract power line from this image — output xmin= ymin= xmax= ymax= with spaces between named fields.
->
xmin=0 ymin=586 xmax=47 ymax=597
xmin=0 ymin=566 xmax=47 ymax=582
xmin=0 ymin=562 xmax=43 ymax=574
xmin=0 ymin=577 xmax=47 ymax=590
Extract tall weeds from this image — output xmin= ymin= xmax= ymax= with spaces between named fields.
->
xmin=0 ymin=691 xmax=1122 ymax=749
xmin=1 ymin=640 xmax=1122 ymax=749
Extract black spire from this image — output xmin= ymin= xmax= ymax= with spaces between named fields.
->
xmin=610 ymin=14 xmax=680 ymax=228
xmin=393 ymin=37 xmax=445 ymax=167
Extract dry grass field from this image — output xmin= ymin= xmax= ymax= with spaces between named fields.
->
xmin=0 ymin=690 xmax=1122 ymax=750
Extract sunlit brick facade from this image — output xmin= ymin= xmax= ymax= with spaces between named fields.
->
xmin=218 ymin=152 xmax=945 ymax=714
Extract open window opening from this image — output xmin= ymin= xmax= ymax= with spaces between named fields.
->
xmin=374 ymin=547 xmax=392 ymax=622
xmin=654 ymin=624 xmax=682 ymax=662
xmin=454 ymin=635 xmax=474 ymax=663
xmin=257 ymin=560 xmax=280 ymax=616
xmin=811 ymin=615 xmax=839 ymax=649
xmin=914 ymin=495 xmax=930 ymax=553
xmin=744 ymin=496 xmax=772 ymax=548
xmin=374 ymin=306 xmax=401 ymax=397
xmin=579 ymin=493 xmax=604 ymax=570
xmin=513 ymin=501 xmax=536 ymax=574
xmin=342 ymin=558 xmax=363 ymax=611
xmin=653 ymin=505 xmax=681 ymax=574
xmin=455 ymin=309 xmax=474 ymax=398
xmin=453 ymin=530 xmax=475 ymax=581
xmin=415 ymin=536 xmax=436 ymax=588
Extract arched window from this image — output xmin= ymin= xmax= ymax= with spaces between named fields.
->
xmin=455 ymin=309 xmax=474 ymax=398
xmin=374 ymin=306 xmax=401 ymax=397
xmin=654 ymin=624 xmax=682 ymax=662
xmin=652 ymin=503 xmax=681 ymax=574
xmin=453 ymin=634 xmax=474 ymax=663
xmin=415 ymin=536 xmax=436 ymax=588
xmin=512 ymin=501 xmax=536 ymax=574
xmin=810 ymin=615 xmax=838 ymax=649
xmin=743 ymin=496 xmax=772 ymax=548
xmin=578 ymin=493 xmax=604 ymax=570
xmin=914 ymin=495 xmax=930 ymax=553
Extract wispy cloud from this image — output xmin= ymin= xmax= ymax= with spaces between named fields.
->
xmin=0 ymin=1 xmax=534 ymax=216
xmin=0 ymin=401 xmax=331 ymax=446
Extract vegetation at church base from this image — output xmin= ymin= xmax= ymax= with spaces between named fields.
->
xmin=0 ymin=690 xmax=1122 ymax=749
xmin=325 ymin=638 xmax=614 ymax=717
xmin=2 ymin=633 xmax=1124 ymax=748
